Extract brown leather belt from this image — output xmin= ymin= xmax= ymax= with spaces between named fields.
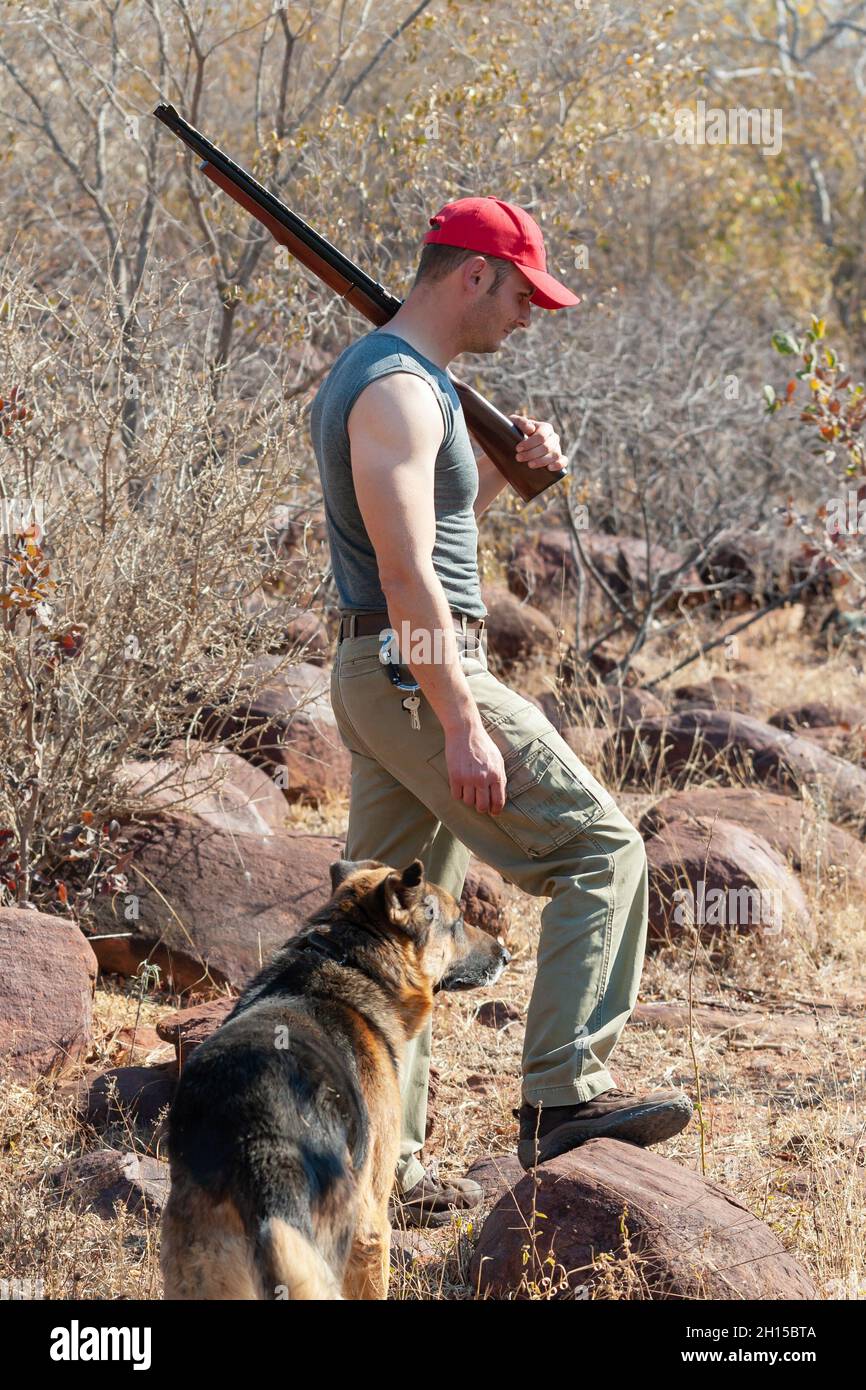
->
xmin=338 ymin=608 xmax=486 ymax=643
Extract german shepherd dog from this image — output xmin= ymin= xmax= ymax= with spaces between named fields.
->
xmin=160 ymin=856 xmax=509 ymax=1300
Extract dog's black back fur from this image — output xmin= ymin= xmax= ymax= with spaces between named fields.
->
xmin=166 ymin=934 xmax=385 ymax=1276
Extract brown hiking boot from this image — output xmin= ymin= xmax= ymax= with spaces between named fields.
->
xmin=515 ymin=1087 xmax=693 ymax=1171
xmin=389 ymin=1159 xmax=483 ymax=1229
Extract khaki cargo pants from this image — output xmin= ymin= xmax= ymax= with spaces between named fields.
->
xmin=329 ymin=616 xmax=649 ymax=1193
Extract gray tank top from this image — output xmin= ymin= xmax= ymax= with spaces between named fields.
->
xmin=309 ymin=329 xmax=487 ymax=619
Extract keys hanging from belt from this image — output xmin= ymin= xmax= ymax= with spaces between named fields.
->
xmin=402 ymin=694 xmax=421 ymax=730
xmin=379 ymin=634 xmax=422 ymax=731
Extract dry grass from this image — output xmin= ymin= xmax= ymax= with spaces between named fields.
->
xmin=1 ymin=622 xmax=864 ymax=1301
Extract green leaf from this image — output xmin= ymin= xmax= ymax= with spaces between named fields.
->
xmin=771 ymin=331 xmax=800 ymax=355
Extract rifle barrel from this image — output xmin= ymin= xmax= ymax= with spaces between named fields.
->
xmin=152 ymin=103 xmax=400 ymax=318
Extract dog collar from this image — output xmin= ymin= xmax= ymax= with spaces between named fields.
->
xmin=297 ymin=928 xmax=348 ymax=965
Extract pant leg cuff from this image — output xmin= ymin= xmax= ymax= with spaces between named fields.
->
xmin=395 ymin=1156 xmax=426 ymax=1193
xmin=523 ymin=1071 xmax=616 ymax=1108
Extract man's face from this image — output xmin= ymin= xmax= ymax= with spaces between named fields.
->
xmin=459 ymin=260 xmax=534 ymax=353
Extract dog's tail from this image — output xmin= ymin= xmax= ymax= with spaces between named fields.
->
xmin=256 ymin=1217 xmax=344 ymax=1300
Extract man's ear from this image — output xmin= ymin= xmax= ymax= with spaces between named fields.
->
xmin=329 ymin=858 xmax=382 ymax=893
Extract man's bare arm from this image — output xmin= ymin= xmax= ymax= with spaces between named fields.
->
xmin=348 ymin=371 xmax=507 ymax=814
xmin=347 ymin=372 xmax=482 ymax=735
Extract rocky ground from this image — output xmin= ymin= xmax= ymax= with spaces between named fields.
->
xmin=1 ymin=602 xmax=864 ymax=1300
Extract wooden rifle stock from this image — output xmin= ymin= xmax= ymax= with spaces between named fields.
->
xmin=153 ymin=104 xmax=564 ymax=504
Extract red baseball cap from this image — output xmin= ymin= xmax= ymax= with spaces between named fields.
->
xmin=422 ymin=196 xmax=580 ymax=310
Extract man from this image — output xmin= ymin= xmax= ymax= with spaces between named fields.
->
xmin=310 ymin=196 xmax=692 ymax=1228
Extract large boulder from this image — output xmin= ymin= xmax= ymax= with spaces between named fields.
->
xmin=640 ymin=787 xmax=866 ymax=891
xmin=561 ymin=726 xmax=611 ymax=765
xmin=464 ymin=1153 xmax=525 ymax=1206
xmin=75 ymin=1063 xmax=177 ymax=1135
xmin=769 ymin=700 xmax=865 ymax=733
xmin=643 ymin=816 xmax=811 ymax=945
xmin=87 ymin=817 xmax=343 ymax=992
xmin=113 ymin=740 xmax=289 ymax=835
xmin=0 ymin=908 xmax=97 ymax=1079
xmin=671 ymin=676 xmax=765 ymax=717
xmin=615 ymin=709 xmax=866 ymax=831
xmin=481 ymin=586 xmax=559 ymax=668
xmin=697 ymin=528 xmax=822 ymax=608
xmin=536 ymin=685 xmax=666 ymax=733
xmin=191 ymin=656 xmax=351 ymax=807
xmin=469 ymin=1140 xmax=817 ymax=1299
xmin=507 ymin=529 xmax=702 ymax=613
xmin=790 ymin=725 xmax=866 ymax=766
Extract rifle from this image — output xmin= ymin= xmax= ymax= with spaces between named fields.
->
xmin=153 ymin=104 xmax=565 ymax=505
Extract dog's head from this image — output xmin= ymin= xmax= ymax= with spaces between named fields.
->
xmin=328 ymin=857 xmax=510 ymax=993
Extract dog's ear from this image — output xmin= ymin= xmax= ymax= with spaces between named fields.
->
xmin=329 ymin=858 xmax=382 ymax=893
xmin=376 ymin=858 xmax=427 ymax=933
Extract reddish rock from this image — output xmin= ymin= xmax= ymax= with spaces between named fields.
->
xmin=561 ymin=726 xmax=610 ymax=764
xmin=114 ymin=740 xmax=288 ymax=835
xmin=603 ymin=686 xmax=668 ymax=724
xmin=538 ymin=686 xmax=665 ymax=732
xmin=0 ymin=909 xmax=97 ymax=1080
xmin=587 ymin=643 xmax=643 ymax=684
xmin=507 ymin=529 xmax=702 ymax=613
xmin=88 ymin=818 xmax=343 ymax=991
xmin=156 ymin=998 xmax=235 ymax=1064
xmin=110 ymin=1024 xmax=174 ymax=1066
xmin=77 ymin=1063 xmax=177 ymax=1133
xmin=534 ymin=688 xmax=604 ymax=731
xmin=769 ymin=700 xmax=864 ymax=732
xmin=191 ymin=656 xmax=351 ymax=808
xmin=389 ymin=1230 xmax=437 ymax=1273
xmin=615 ymin=709 xmax=866 ymax=831
xmin=794 ymin=725 xmax=866 ymax=765
xmin=465 ymin=1153 xmax=525 ymax=1206
xmin=459 ymin=860 xmax=514 ymax=937
xmin=631 ymin=1000 xmax=824 ymax=1045
xmin=581 ymin=532 xmax=703 ymax=608
xmin=671 ymin=676 xmax=764 ymax=716
xmin=475 ymin=1000 xmax=522 ymax=1029
xmin=644 ymin=816 xmax=810 ymax=945
xmin=481 ymin=586 xmax=559 ymax=668
xmin=697 ymin=528 xmax=817 ymax=608
xmin=639 ymin=787 xmax=866 ymax=890
xmin=47 ymin=1149 xmax=170 ymax=1220
xmin=469 ymin=1139 xmax=817 ymax=1299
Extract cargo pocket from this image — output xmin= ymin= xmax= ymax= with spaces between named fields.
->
xmin=494 ymin=734 xmax=611 ymax=857
xmin=427 ymin=699 xmax=614 ymax=859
